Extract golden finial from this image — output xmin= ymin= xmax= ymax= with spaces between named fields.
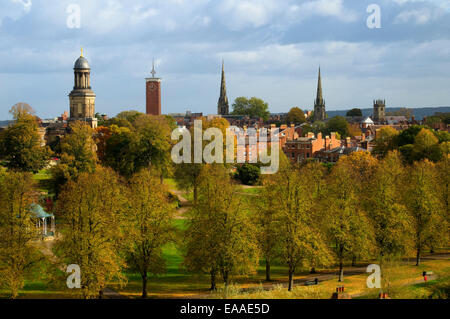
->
xmin=80 ymin=47 xmax=84 ymax=57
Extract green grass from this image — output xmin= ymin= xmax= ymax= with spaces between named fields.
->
xmin=33 ymin=169 xmax=54 ymax=194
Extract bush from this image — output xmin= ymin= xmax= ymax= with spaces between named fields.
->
xmin=236 ymin=164 xmax=261 ymax=185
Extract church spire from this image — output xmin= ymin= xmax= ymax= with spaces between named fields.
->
xmin=218 ymin=60 xmax=229 ymax=115
xmin=313 ymin=66 xmax=326 ymax=122
xmin=316 ymin=66 xmax=323 ymax=104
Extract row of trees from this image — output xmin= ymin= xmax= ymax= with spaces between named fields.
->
xmin=186 ymin=151 xmax=448 ymax=292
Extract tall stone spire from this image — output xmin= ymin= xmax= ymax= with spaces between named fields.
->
xmin=218 ymin=60 xmax=229 ymax=115
xmin=316 ymin=67 xmax=323 ymax=104
xmin=313 ymin=67 xmax=326 ymax=122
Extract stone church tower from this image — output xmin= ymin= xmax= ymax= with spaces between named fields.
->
xmin=217 ymin=61 xmax=229 ymax=115
xmin=313 ymin=67 xmax=326 ymax=122
xmin=373 ymin=99 xmax=386 ymax=123
xmin=69 ymin=49 xmax=97 ymax=128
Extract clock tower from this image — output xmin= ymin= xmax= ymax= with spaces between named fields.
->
xmin=146 ymin=60 xmax=162 ymax=116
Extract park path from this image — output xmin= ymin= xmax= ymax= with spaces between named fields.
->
xmin=184 ymin=252 xmax=450 ymax=299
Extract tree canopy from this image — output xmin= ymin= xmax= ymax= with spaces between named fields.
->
xmin=231 ymin=97 xmax=270 ymax=121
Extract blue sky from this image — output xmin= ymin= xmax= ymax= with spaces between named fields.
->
xmin=0 ymin=0 xmax=449 ymax=119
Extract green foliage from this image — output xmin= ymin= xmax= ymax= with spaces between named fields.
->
xmin=0 ymin=171 xmax=43 ymax=298
xmin=183 ymin=165 xmax=259 ymax=289
xmin=125 ymin=170 xmax=176 ymax=298
xmin=103 ymin=115 xmax=174 ymax=178
xmin=50 ymin=121 xmax=97 ymax=195
xmin=325 ymin=116 xmax=349 ymax=138
xmin=231 ymin=97 xmax=270 ymax=121
xmin=54 ymin=167 xmax=127 ymax=299
xmin=287 ymin=107 xmax=306 ymax=125
xmin=346 ymin=108 xmax=363 ymax=117
xmin=0 ymin=112 xmax=51 ymax=173
xmin=236 ymin=163 xmax=260 ymax=185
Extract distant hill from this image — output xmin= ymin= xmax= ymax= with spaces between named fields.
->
xmin=326 ymin=107 xmax=450 ymax=121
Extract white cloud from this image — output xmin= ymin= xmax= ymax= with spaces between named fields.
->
xmin=0 ymin=0 xmax=32 ymax=26
xmin=395 ymin=7 xmax=444 ymax=24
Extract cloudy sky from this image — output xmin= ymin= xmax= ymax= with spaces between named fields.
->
xmin=0 ymin=0 xmax=449 ymax=119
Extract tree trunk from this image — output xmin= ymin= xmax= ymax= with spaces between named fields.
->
xmin=142 ymin=273 xmax=148 ymax=298
xmin=310 ymin=267 xmax=316 ymax=274
xmin=194 ymin=185 xmax=198 ymax=206
xmin=416 ymin=248 xmax=421 ymax=266
xmin=288 ymin=270 xmax=294 ymax=291
xmin=99 ymin=289 xmax=104 ymax=299
xmin=210 ymin=270 xmax=217 ymax=291
xmin=352 ymin=255 xmax=356 ymax=267
xmin=223 ymin=271 xmax=230 ymax=287
xmin=338 ymin=257 xmax=344 ymax=282
xmin=265 ymin=260 xmax=271 ymax=281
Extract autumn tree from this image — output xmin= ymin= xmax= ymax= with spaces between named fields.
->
xmin=287 ymin=107 xmax=306 ymax=125
xmin=0 ymin=171 xmax=42 ymax=298
xmin=266 ymin=161 xmax=331 ymax=291
xmin=54 ymin=167 xmax=126 ymax=299
xmin=366 ymin=151 xmax=413 ymax=266
xmin=325 ymin=152 xmax=376 ymax=281
xmin=0 ymin=106 xmax=50 ymax=172
xmin=183 ymin=165 xmax=259 ymax=289
xmin=174 ymin=117 xmax=230 ymax=205
xmin=125 ymin=170 xmax=176 ymax=298
xmin=373 ymin=126 xmax=399 ymax=158
xmin=412 ymin=128 xmax=442 ymax=162
xmin=405 ymin=160 xmax=447 ymax=266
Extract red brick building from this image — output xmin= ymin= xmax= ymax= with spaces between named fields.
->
xmin=284 ymin=132 xmax=342 ymax=163
xmin=146 ymin=62 xmax=161 ymax=116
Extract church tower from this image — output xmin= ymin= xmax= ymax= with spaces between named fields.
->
xmin=373 ymin=99 xmax=386 ymax=123
xmin=217 ymin=60 xmax=229 ymax=115
xmin=69 ymin=48 xmax=97 ymax=128
xmin=313 ymin=67 xmax=326 ymax=122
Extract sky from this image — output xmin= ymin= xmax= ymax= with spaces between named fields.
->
xmin=0 ymin=0 xmax=449 ymax=120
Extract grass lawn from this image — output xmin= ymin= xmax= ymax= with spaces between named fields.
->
xmin=32 ymin=168 xmax=54 ymax=194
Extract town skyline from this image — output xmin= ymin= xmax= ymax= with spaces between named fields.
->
xmin=1 ymin=0 xmax=449 ymax=120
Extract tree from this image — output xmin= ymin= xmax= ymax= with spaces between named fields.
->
xmin=104 ymin=115 xmax=174 ymax=180
xmin=412 ymin=128 xmax=442 ymax=162
xmin=404 ymin=160 xmax=447 ymax=266
xmin=0 ymin=108 xmax=50 ymax=172
xmin=373 ymin=126 xmax=399 ymax=158
xmin=54 ymin=167 xmax=126 ymax=298
xmin=9 ymin=102 xmax=36 ymax=118
xmin=236 ymin=163 xmax=260 ymax=185
xmin=116 ymin=110 xmax=144 ymax=124
xmin=346 ymin=108 xmax=362 ymax=117
xmin=266 ymin=162 xmax=331 ymax=291
xmin=174 ymin=117 xmax=230 ymax=205
xmin=287 ymin=107 xmax=306 ymax=125
xmin=326 ymin=116 xmax=349 ymax=138
xmin=366 ymin=152 xmax=413 ymax=268
xmin=231 ymin=97 xmax=270 ymax=121
xmin=183 ymin=165 xmax=259 ymax=289
xmin=325 ymin=152 xmax=376 ymax=281
xmin=347 ymin=124 xmax=362 ymax=138
xmin=0 ymin=171 xmax=42 ymax=298
xmin=125 ymin=170 xmax=176 ymax=298
xmin=51 ymin=121 xmax=97 ymax=195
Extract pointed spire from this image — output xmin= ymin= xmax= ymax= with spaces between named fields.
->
xmin=218 ymin=59 xmax=229 ymax=115
xmin=151 ymin=58 xmax=156 ymax=78
xmin=316 ymin=66 xmax=323 ymax=103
